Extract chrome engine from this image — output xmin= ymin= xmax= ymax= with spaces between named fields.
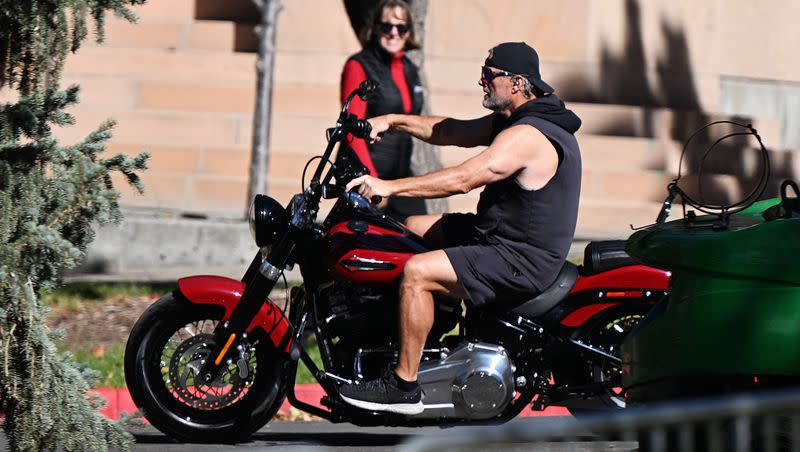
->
xmin=412 ymin=342 xmax=516 ymax=420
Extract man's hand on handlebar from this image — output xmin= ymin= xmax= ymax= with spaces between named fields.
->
xmin=345 ymin=175 xmax=393 ymax=206
xmin=367 ymin=116 xmax=392 ymax=143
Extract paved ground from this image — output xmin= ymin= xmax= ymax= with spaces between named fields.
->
xmin=0 ymin=418 xmax=637 ymax=451
xmin=0 ymin=418 xmax=638 ymax=451
xmin=126 ymin=418 xmax=638 ymax=451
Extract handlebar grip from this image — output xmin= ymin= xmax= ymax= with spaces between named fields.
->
xmin=351 ymin=119 xmax=372 ymax=139
xmin=347 ymin=181 xmax=382 ymax=205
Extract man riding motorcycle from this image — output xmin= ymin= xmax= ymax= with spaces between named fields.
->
xmin=340 ymin=41 xmax=583 ymax=415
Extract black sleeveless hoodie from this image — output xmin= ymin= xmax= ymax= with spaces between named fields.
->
xmin=476 ymin=95 xmax=582 ymax=291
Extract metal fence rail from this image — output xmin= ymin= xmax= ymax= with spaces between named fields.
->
xmin=402 ymin=387 xmax=800 ymax=452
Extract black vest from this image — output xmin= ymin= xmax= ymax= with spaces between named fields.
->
xmin=475 ymin=106 xmax=582 ymax=291
xmin=352 ymin=45 xmax=423 ymax=117
xmin=342 ymin=44 xmax=426 ymax=220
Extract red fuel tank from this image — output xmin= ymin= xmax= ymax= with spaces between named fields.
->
xmin=323 ymin=221 xmax=429 ymax=284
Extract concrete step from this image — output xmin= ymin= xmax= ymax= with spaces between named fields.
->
xmin=129 ymin=82 xmax=341 ymax=116
xmin=88 ymin=19 xmax=184 ymax=50
xmin=195 ymin=0 xmax=259 ymax=23
xmin=70 ymin=82 xmax=340 ymax=123
xmin=63 ymin=46 xmax=257 ymax=83
xmin=57 ymin=81 xmax=340 ymax=124
xmin=87 ymin=16 xmax=258 ymax=53
xmin=52 ymin=109 xmax=250 ymax=148
xmin=582 ymin=168 xmax=671 ymax=203
xmin=137 ymin=80 xmax=257 ymax=114
xmin=267 ymin=114 xmax=340 ymax=156
xmin=112 ymin=173 xmax=295 ymax=218
xmin=574 ymin=104 xmax=781 ymax=144
xmin=74 ymin=211 xmax=256 ymax=281
xmin=579 ymin=135 xmax=670 ymax=171
xmin=275 ymin=1 xmax=360 ymax=53
xmin=577 ymin=199 xmax=663 ymax=239
xmin=133 ymin=0 xmax=195 ymax=22
xmin=63 ymin=45 xmax=351 ymax=93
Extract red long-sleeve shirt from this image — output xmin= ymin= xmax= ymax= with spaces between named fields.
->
xmin=340 ymin=51 xmax=412 ymax=176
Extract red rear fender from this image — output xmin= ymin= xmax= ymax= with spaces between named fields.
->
xmin=558 ymin=265 xmax=670 ymax=328
xmin=570 ymin=265 xmax=671 ymax=294
xmin=177 ymin=275 xmax=292 ymax=354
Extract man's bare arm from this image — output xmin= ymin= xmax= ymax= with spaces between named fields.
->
xmin=347 ymin=125 xmax=555 ymax=199
xmin=370 ymin=113 xmax=495 ymax=148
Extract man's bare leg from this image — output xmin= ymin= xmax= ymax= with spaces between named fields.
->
xmin=394 ymin=249 xmax=465 ymax=381
xmin=404 ymin=214 xmax=445 ymax=246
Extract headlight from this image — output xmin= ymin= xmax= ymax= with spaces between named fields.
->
xmin=248 ymin=194 xmax=288 ymax=247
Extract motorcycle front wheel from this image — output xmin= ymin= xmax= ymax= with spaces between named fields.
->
xmin=124 ymin=292 xmax=288 ymax=443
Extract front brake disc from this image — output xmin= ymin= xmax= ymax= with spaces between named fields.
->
xmin=165 ymin=333 xmax=254 ymax=411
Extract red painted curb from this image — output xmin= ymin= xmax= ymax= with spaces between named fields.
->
xmin=92 ymin=385 xmax=569 ymax=420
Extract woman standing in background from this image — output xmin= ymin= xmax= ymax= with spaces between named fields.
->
xmin=338 ymin=0 xmax=427 ymax=221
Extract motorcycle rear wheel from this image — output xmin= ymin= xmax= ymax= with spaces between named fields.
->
xmin=124 ymin=292 xmax=288 ymax=443
xmin=562 ymin=304 xmax=651 ymax=414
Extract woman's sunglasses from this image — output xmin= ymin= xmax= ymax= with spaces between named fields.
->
xmin=379 ymin=22 xmax=410 ymax=35
xmin=480 ymin=66 xmax=523 ymax=84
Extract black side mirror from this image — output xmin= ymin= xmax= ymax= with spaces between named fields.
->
xmin=358 ymin=80 xmax=378 ymax=101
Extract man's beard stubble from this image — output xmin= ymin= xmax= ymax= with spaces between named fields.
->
xmin=482 ymin=91 xmax=512 ymax=112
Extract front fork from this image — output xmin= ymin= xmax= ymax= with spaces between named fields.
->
xmin=281 ymin=289 xmax=346 ymax=421
xmin=198 ymin=227 xmax=299 ymax=384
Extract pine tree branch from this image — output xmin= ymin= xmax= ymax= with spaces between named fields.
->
xmin=0 ymin=2 xmax=148 ymax=450
xmin=4 ymin=324 xmax=16 ymax=382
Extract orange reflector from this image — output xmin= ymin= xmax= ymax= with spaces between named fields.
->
xmin=605 ymin=291 xmax=644 ymax=298
xmin=215 ymin=333 xmax=237 ymax=365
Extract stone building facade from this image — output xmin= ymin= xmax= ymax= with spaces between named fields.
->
xmin=27 ymin=0 xmax=798 ymax=279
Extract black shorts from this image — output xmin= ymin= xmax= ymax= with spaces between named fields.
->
xmin=440 ymin=213 xmax=540 ymax=307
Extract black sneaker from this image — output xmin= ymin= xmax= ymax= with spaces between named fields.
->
xmin=339 ymin=370 xmax=423 ymax=415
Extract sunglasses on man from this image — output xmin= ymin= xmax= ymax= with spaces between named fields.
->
xmin=480 ymin=66 xmax=526 ymax=84
xmin=378 ymin=22 xmax=409 ymax=35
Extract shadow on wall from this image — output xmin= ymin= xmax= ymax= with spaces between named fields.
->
xmin=561 ymin=0 xmax=709 ymax=138
xmin=561 ymin=0 xmax=797 ymax=205
xmin=195 ymin=0 xmax=260 ymax=52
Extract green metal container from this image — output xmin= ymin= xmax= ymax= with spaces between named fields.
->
xmin=621 ymin=199 xmax=800 ymax=402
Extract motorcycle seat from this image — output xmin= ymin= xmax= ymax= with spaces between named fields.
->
xmin=511 ymin=261 xmax=579 ymax=319
xmin=580 ymin=240 xmax=638 ymax=276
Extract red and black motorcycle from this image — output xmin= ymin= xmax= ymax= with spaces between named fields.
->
xmin=124 ymin=80 xmax=670 ymax=442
